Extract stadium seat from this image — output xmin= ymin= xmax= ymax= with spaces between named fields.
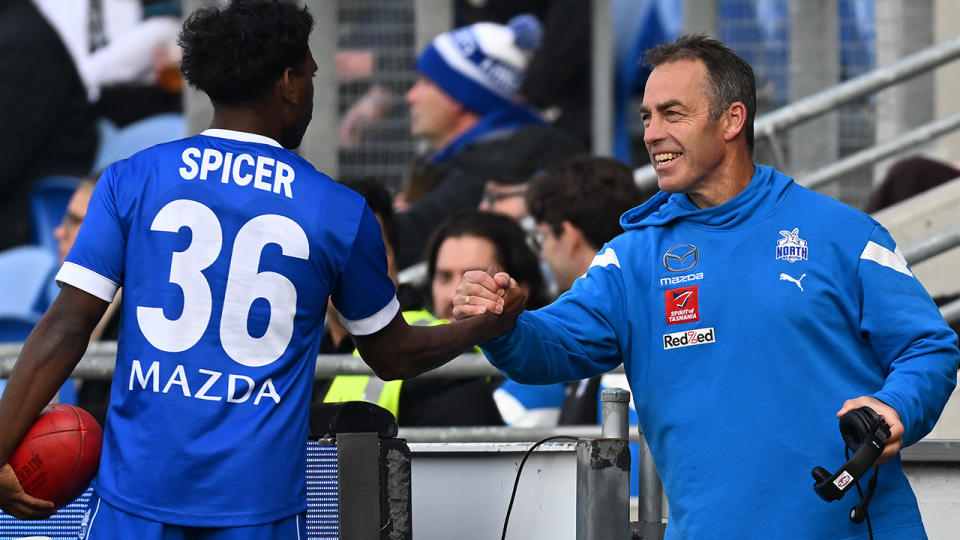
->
xmin=0 ymin=246 xmax=77 ymax=405
xmin=30 ymin=175 xmax=82 ymax=255
xmin=0 ymin=314 xmax=41 ymax=342
xmin=0 ymin=246 xmax=57 ymax=322
xmin=0 ymin=313 xmax=77 ymax=404
xmin=92 ymin=112 xmax=186 ymax=173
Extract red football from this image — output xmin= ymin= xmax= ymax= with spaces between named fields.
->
xmin=9 ymin=403 xmax=102 ymax=508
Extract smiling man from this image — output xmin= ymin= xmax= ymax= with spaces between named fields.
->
xmin=453 ymin=35 xmax=958 ymax=539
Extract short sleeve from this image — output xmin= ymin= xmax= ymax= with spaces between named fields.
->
xmin=332 ymin=203 xmax=398 ymax=335
xmin=56 ymin=167 xmax=126 ymax=301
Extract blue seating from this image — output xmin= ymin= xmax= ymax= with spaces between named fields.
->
xmin=30 ymin=175 xmax=82 ymax=256
xmin=0 ymin=245 xmax=77 ymax=404
xmin=92 ymin=112 xmax=186 ymax=173
xmin=0 ymin=245 xmax=58 ymax=321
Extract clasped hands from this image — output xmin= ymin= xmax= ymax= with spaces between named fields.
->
xmin=452 ymin=270 xmax=527 ymax=335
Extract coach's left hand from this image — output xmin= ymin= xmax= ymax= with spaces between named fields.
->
xmin=837 ymin=396 xmax=904 ymax=467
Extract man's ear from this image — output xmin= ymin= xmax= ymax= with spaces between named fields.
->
xmin=279 ymin=66 xmax=299 ymax=104
xmin=559 ymin=220 xmax=585 ymax=255
xmin=722 ymin=101 xmax=747 ymax=143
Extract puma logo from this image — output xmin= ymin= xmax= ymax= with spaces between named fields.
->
xmin=779 ymin=273 xmax=806 ymax=291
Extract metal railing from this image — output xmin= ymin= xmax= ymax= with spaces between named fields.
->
xmin=633 ymin=35 xmax=960 ymax=191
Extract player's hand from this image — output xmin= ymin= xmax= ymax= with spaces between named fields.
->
xmin=837 ymin=396 xmax=904 ymax=467
xmin=453 ymin=270 xmax=527 ymax=341
xmin=0 ymin=463 xmax=56 ymax=520
xmin=453 ymin=270 xmax=512 ymax=319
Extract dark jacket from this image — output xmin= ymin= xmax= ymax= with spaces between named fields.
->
xmin=395 ymin=123 xmax=584 ymax=269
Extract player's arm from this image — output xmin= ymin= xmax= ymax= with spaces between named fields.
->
xmin=0 ymin=285 xmax=107 ymax=519
xmin=353 ymin=282 xmax=524 ymax=380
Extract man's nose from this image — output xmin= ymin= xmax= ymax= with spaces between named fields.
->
xmin=643 ymin=116 xmax=664 ymax=145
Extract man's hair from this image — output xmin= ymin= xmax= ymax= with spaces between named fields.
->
xmin=645 ymin=34 xmax=757 ymax=152
xmin=179 ymin=0 xmax=314 ymax=104
xmin=526 ymin=156 xmax=648 ymax=250
xmin=425 ymin=210 xmax=549 ymax=310
xmin=342 ymin=178 xmax=396 ymax=251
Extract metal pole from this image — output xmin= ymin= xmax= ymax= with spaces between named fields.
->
xmin=399 ymin=425 xmax=642 ymax=443
xmin=299 ymin=0 xmax=338 ymax=178
xmin=413 ymin=0 xmax=451 ymax=53
xmin=633 ymin=35 xmax=960 ymax=191
xmin=799 ymin=111 xmax=960 ymax=189
xmin=591 ymin=0 xmax=614 ymax=156
xmin=183 ymin=0 xmax=217 ymax=136
xmin=787 ymin=0 xmax=839 ymax=181
xmin=901 ymin=220 xmax=960 ymax=264
xmin=683 ymin=0 xmax=718 ymax=37
xmin=601 ymin=388 xmax=630 ymax=439
xmin=874 ymin=0 xmax=935 ymax=181
xmin=635 ymin=431 xmax=665 ymax=540
xmin=940 ymin=298 xmax=960 ymax=325
xmin=0 ymin=347 xmax=629 ymax=379
xmin=576 ymin=385 xmax=630 ymax=539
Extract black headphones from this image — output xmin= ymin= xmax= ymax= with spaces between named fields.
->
xmin=811 ymin=406 xmax=890 ymax=523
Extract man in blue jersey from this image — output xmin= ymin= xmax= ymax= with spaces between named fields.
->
xmin=0 ymin=1 xmax=505 ymax=536
xmin=453 ymin=35 xmax=959 ymax=538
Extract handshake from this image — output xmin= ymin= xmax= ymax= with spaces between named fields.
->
xmin=452 ymin=270 xmax=528 ymax=335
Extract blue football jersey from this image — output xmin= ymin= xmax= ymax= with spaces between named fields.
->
xmin=56 ymin=129 xmax=398 ymax=526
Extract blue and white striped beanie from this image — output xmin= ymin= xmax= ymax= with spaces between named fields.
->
xmin=416 ymin=14 xmax=543 ymax=116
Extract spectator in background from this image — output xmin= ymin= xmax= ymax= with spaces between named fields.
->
xmin=318 ymin=182 xmax=512 ymax=428
xmin=865 ymin=156 xmax=960 ymax=320
xmin=394 ymin=14 xmax=581 ymax=269
xmin=425 ymin=210 xmax=563 ymax=426
xmin=455 ymin=0 xmax=592 ymax=148
xmin=0 ymin=0 xmax=99 ymax=251
xmin=33 ymin=0 xmax=183 ymax=126
xmin=50 ymin=177 xmax=117 ymax=427
xmin=865 ymin=155 xmax=960 ymax=213
xmin=473 ymin=124 xmax=585 ymax=223
xmin=519 ymin=155 xmax=647 ymax=495
xmin=428 ymin=211 xmax=550 ymax=321
xmin=318 ymin=178 xmax=403 ymax=357
xmin=527 ymin=156 xmax=650 ymax=293
xmin=521 ymin=156 xmax=647 ymax=425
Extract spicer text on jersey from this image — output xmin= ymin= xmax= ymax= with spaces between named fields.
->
xmin=178 ymin=147 xmax=295 ymax=199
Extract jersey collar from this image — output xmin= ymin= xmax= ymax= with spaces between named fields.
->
xmin=201 ymin=129 xmax=282 ymax=148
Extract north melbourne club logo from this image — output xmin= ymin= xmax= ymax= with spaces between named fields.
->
xmin=776 ymin=228 xmax=808 ymax=263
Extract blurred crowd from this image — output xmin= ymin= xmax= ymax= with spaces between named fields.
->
xmin=1 ymin=0 xmax=956 ymax=439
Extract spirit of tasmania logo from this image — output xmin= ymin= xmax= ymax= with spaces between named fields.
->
xmin=663 ymin=327 xmax=715 ymax=350
xmin=776 ymin=228 xmax=808 ymax=263
xmin=665 ymin=286 xmax=699 ymax=325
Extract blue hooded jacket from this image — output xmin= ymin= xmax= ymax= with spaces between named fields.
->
xmin=482 ymin=165 xmax=958 ymax=539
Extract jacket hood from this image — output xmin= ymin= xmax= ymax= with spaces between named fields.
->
xmin=620 ymin=165 xmax=794 ymax=231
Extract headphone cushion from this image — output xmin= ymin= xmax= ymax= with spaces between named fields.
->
xmin=839 ymin=407 xmax=881 ymax=449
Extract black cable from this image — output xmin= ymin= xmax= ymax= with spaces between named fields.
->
xmin=846 ymin=448 xmax=876 ymax=540
xmin=501 ymin=435 xmax=579 ymax=540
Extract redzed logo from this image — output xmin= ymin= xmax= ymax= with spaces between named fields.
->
xmin=663 ymin=327 xmax=716 ymax=349
xmin=665 ymin=286 xmax=699 ymax=325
